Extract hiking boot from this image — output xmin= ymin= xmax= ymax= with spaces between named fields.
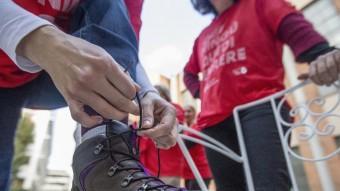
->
xmin=71 ymin=120 xmax=187 ymax=191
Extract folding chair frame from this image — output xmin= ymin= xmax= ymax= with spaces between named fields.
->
xmin=178 ymin=81 xmax=340 ymax=191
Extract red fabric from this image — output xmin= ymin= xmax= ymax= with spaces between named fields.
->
xmin=172 ymin=103 xmax=185 ymax=124
xmin=124 ymin=0 xmax=144 ymax=39
xmin=184 ymin=0 xmax=296 ymax=130
xmin=277 ymin=13 xmax=327 ymax=58
xmin=0 ymin=0 xmax=143 ymax=88
xmin=181 ymin=124 xmax=212 ymax=179
xmin=184 ymin=12 xmax=327 ymax=98
xmin=139 ymin=103 xmax=185 ymax=177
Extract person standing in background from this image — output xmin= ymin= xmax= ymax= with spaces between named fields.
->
xmin=184 ymin=0 xmax=340 ymax=190
xmin=182 ymin=105 xmax=212 ymax=190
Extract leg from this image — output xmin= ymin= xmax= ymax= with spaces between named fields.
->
xmin=240 ymin=102 xmax=291 ymax=191
xmin=202 ymin=117 xmax=246 ymax=191
xmin=0 ymin=86 xmax=29 ymax=191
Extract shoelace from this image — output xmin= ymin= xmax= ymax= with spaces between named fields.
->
xmin=122 ymin=67 xmax=162 ymax=178
xmin=120 ymin=67 xmax=178 ymax=190
xmin=97 ymin=134 xmax=182 ymax=191
xmin=134 ymin=93 xmax=162 ymax=178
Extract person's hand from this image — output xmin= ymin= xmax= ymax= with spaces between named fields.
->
xmin=138 ymin=91 xmax=177 ymax=149
xmin=17 ymin=26 xmax=139 ymax=127
xmin=298 ymin=49 xmax=340 ymax=86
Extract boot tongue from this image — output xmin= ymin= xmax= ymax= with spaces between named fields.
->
xmin=106 ymin=120 xmax=138 ymax=159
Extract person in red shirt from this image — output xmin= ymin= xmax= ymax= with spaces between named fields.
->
xmin=182 ymin=105 xmax=212 ymax=190
xmin=0 ymin=1 xmax=183 ymax=191
xmin=140 ymin=85 xmax=184 ymax=187
xmin=184 ymin=0 xmax=340 ymax=190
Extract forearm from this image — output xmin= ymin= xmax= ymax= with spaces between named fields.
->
xmin=0 ymin=0 xmax=53 ymax=72
xmin=184 ymin=70 xmax=200 ymax=98
xmin=277 ymin=12 xmax=330 ymax=62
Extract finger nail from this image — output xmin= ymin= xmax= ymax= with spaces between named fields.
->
xmin=143 ymin=119 xmax=152 ymax=127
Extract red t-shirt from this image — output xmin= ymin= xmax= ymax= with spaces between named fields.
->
xmin=139 ymin=103 xmax=185 ymax=177
xmin=181 ymin=123 xmax=212 ymax=180
xmin=184 ymin=0 xmax=296 ymax=129
xmin=0 ymin=0 xmax=143 ymax=88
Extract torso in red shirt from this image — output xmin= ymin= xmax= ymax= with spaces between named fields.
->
xmin=0 ymin=0 xmax=143 ymax=88
xmin=184 ymin=0 xmax=296 ymax=129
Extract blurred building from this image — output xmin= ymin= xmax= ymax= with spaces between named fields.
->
xmin=17 ymin=111 xmax=71 ymax=191
xmin=38 ymin=170 xmax=71 ymax=191
xmin=30 ymin=112 xmax=54 ymax=191
xmin=17 ymin=111 xmax=54 ymax=190
xmin=284 ymin=0 xmax=340 ymax=190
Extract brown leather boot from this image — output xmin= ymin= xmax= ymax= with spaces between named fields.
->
xmin=72 ymin=120 xmax=187 ymax=191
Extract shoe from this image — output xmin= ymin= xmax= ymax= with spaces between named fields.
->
xmin=71 ymin=120 xmax=187 ymax=191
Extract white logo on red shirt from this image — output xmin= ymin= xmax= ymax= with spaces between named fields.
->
xmin=201 ymin=21 xmax=248 ymax=92
xmin=37 ymin=0 xmax=80 ymax=12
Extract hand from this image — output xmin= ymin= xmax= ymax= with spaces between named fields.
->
xmin=298 ymin=49 xmax=340 ymax=86
xmin=17 ymin=26 xmax=140 ymax=127
xmin=138 ymin=91 xmax=177 ymax=149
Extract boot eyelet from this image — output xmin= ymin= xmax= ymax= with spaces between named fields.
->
xmin=132 ymin=147 xmax=137 ymax=155
xmin=137 ymin=183 xmax=149 ymax=191
xmin=121 ymin=174 xmax=134 ymax=187
xmin=107 ymin=164 xmax=119 ymax=177
xmin=93 ymin=144 xmax=104 ymax=155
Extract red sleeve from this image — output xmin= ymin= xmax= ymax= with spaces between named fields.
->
xmin=277 ymin=13 xmax=328 ymax=58
xmin=184 ymin=39 xmax=201 ymax=98
xmin=256 ymin=0 xmax=297 ymax=35
xmin=184 ymin=39 xmax=200 ymax=74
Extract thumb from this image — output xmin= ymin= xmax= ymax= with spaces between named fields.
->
xmin=141 ymin=100 xmax=154 ymax=129
xmin=298 ymin=73 xmax=309 ymax=81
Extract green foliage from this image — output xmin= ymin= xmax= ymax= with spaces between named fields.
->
xmin=11 ymin=113 xmax=35 ymax=191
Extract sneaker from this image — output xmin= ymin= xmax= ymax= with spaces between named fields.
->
xmin=71 ymin=120 xmax=187 ymax=191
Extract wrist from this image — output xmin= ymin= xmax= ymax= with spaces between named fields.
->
xmin=17 ymin=25 xmax=66 ymax=69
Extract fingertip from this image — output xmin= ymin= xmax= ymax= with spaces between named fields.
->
xmin=142 ymin=119 xmax=152 ymax=128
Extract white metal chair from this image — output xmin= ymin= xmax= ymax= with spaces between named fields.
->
xmin=177 ymin=80 xmax=340 ymax=191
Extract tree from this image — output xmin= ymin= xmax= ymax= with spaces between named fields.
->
xmin=11 ymin=113 xmax=35 ymax=191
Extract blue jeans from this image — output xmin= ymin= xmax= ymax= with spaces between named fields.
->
xmin=0 ymin=0 xmax=139 ymax=190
